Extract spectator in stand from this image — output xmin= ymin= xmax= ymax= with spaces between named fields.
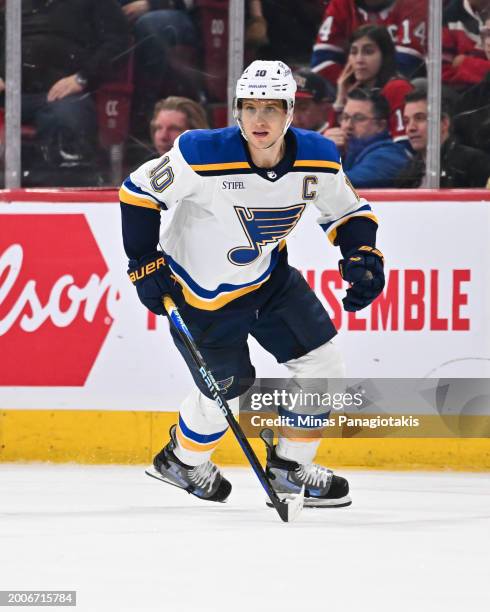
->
xmin=255 ymin=0 xmax=326 ymax=64
xmin=0 ymin=0 xmax=129 ymax=186
xmin=311 ymin=0 xmax=427 ymax=86
xmin=292 ymin=69 xmax=336 ymax=132
xmin=397 ymin=89 xmax=490 ymax=188
xmin=245 ymin=0 xmax=269 ymax=50
xmin=331 ymin=24 xmax=413 ymax=147
xmin=442 ymin=0 xmax=490 ymax=87
xmin=327 ymin=88 xmax=410 ymax=188
xmin=119 ymin=1 xmax=198 ymax=136
xmin=449 ymin=12 xmax=490 ymax=152
xmin=150 ymin=96 xmax=209 ymax=159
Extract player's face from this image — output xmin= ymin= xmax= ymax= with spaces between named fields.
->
xmin=151 ymin=110 xmax=189 ymax=155
xmin=293 ymin=98 xmax=330 ymax=131
xmin=403 ymin=101 xmax=428 ymax=152
xmin=340 ymin=99 xmax=383 ymax=140
xmin=349 ymin=36 xmax=383 ymax=85
xmin=240 ymin=99 xmax=288 ymax=149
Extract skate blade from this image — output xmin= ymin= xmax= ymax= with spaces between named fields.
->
xmin=267 ymin=493 xmax=351 ymax=509
xmin=303 ymin=495 xmax=352 ymax=508
xmin=145 ymin=466 xmax=189 ymax=491
xmin=145 ymin=467 xmax=228 ymax=504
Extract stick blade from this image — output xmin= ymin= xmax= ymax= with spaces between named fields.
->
xmin=275 ymin=486 xmax=305 ymax=522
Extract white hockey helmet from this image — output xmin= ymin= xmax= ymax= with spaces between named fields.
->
xmin=233 ymin=60 xmax=297 ymax=138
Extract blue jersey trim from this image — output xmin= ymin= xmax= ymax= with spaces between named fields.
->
xmin=123 ymin=177 xmax=167 ymax=209
xmin=166 ymin=245 xmax=282 ymax=299
xmin=178 ymin=127 xmax=247 ymax=166
xmin=291 ymin=127 xmax=341 ymax=165
xmin=319 ymin=204 xmax=372 ymax=232
xmin=178 ymin=127 xmax=340 ymax=170
xmin=179 ymin=415 xmax=228 ymax=443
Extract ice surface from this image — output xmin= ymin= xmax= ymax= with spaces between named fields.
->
xmin=1 ymin=466 xmax=489 ymax=612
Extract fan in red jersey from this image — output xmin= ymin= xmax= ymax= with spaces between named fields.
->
xmin=311 ymin=0 xmax=427 ymax=85
xmin=329 ymin=24 xmax=413 ymax=145
xmin=442 ymin=0 xmax=490 ymax=86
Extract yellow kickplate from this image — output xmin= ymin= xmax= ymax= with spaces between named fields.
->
xmin=0 ymin=410 xmax=489 ymax=470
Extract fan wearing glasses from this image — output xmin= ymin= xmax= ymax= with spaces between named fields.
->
xmin=326 ymin=88 xmax=410 ymax=188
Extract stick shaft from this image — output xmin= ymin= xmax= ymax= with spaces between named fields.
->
xmin=163 ymin=296 xmax=288 ymax=519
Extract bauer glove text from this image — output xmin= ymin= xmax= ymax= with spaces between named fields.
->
xmin=127 ymin=251 xmax=182 ymax=315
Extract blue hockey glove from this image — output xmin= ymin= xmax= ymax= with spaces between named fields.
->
xmin=338 ymin=246 xmax=385 ymax=312
xmin=128 ymin=251 xmax=182 ymax=315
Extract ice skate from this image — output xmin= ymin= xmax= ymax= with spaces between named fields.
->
xmin=145 ymin=426 xmax=232 ymax=502
xmin=260 ymin=429 xmax=351 ymax=508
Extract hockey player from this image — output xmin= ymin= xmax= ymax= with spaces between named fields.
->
xmin=120 ymin=60 xmax=385 ymax=507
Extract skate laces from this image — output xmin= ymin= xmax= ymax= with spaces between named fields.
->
xmin=295 ymin=464 xmax=332 ymax=488
xmin=189 ymin=462 xmax=219 ymax=492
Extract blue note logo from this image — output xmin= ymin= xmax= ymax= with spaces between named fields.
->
xmin=228 ymin=204 xmax=306 ymax=266
xmin=216 ymin=376 xmax=234 ymax=394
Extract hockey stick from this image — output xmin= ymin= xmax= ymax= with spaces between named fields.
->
xmin=163 ymin=295 xmax=304 ymax=523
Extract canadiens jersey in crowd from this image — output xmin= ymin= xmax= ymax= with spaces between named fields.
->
xmin=312 ymin=0 xmax=427 ymax=83
xmin=119 ymin=126 xmax=376 ymax=311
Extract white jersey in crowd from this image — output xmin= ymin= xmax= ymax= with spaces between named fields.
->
xmin=119 ymin=126 xmax=376 ymax=310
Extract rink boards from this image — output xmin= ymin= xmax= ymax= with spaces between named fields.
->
xmin=0 ymin=188 xmax=489 ymax=468
xmin=1 ymin=409 xmax=489 ymax=469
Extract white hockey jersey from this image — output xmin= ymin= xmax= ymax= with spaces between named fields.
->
xmin=119 ymin=126 xmax=376 ymax=310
